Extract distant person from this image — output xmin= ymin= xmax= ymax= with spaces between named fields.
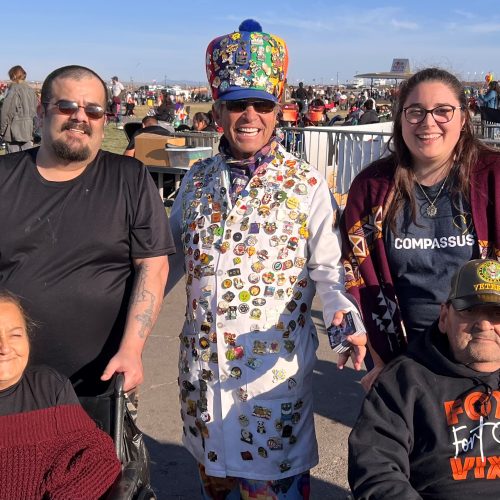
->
xmin=155 ymin=91 xmax=175 ymax=122
xmin=124 ymin=115 xmax=175 ymax=157
xmin=174 ymin=96 xmax=188 ymax=124
xmin=310 ymin=96 xmax=325 ymax=108
xmin=191 ymin=111 xmax=217 ymax=132
xmin=478 ymin=80 xmax=499 ymax=109
xmin=111 ymin=76 xmax=125 ymax=128
xmin=343 ymin=105 xmax=362 ymax=125
xmin=358 ymin=99 xmax=380 ymax=124
xmin=295 ymin=81 xmax=308 ymax=114
xmin=125 ymin=92 xmax=135 ymax=116
xmin=0 ymin=65 xmax=38 ymax=153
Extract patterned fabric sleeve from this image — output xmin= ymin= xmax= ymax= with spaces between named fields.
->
xmin=340 ymin=162 xmax=407 ymax=363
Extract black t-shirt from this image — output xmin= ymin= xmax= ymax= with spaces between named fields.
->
xmin=0 ymin=149 xmax=175 ymax=394
xmin=0 ymin=365 xmax=79 ymax=416
xmin=384 ymin=181 xmax=479 ymax=340
xmin=126 ymin=125 xmax=174 ymax=151
xmin=295 ymin=87 xmax=308 ymax=100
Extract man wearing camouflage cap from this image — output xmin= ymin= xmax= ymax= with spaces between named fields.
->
xmin=167 ymin=19 xmax=366 ymax=499
xmin=349 ymin=259 xmax=500 ymax=499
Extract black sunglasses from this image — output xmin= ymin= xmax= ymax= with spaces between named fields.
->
xmin=43 ymin=99 xmax=105 ymax=119
xmin=224 ymin=100 xmax=276 ymax=114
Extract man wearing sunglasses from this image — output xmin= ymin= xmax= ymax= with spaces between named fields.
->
xmin=0 ymin=65 xmax=175 ymax=398
xmin=349 ymin=259 xmax=500 ymax=499
xmin=167 ymin=20 xmax=366 ymax=499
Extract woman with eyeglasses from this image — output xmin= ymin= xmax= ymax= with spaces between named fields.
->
xmin=341 ymin=67 xmax=500 ymax=391
xmin=0 ymin=65 xmax=38 ymax=153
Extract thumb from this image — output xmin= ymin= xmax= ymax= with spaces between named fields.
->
xmin=345 ymin=333 xmax=367 ymax=346
xmin=101 ymin=358 xmax=117 ymax=381
xmin=331 ymin=310 xmax=347 ymax=326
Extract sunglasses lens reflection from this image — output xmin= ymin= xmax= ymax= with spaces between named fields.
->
xmin=225 ymin=100 xmax=275 ymax=114
xmin=56 ymin=101 xmax=79 ymax=114
xmin=56 ymin=100 xmax=104 ymax=119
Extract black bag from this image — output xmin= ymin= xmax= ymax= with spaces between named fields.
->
xmin=121 ymin=404 xmax=151 ymax=481
xmin=79 ymin=376 xmax=153 ymax=500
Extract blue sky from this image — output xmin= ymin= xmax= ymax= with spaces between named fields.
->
xmin=2 ymin=1 xmax=498 ymax=86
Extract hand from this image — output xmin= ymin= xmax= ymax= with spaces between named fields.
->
xmin=331 ymin=310 xmax=367 ymax=371
xmin=337 ymin=332 xmax=367 ymax=371
xmin=360 ymin=363 xmax=385 ymax=392
xmin=101 ymin=348 xmax=144 ymax=392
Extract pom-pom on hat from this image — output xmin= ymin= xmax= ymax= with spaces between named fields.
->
xmin=206 ymin=19 xmax=288 ymax=102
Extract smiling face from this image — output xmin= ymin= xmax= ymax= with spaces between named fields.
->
xmin=401 ymin=81 xmax=465 ymax=172
xmin=0 ymin=301 xmax=30 ymax=391
xmin=213 ymin=100 xmax=278 ymax=159
xmin=40 ymin=75 xmax=106 ymax=164
xmin=439 ymin=304 xmax=500 ymax=372
xmin=193 ymin=119 xmax=206 ymax=131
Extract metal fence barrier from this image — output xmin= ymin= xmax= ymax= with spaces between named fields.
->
xmin=280 ymin=126 xmax=392 ymax=208
xmin=280 ymin=124 xmax=500 ymax=210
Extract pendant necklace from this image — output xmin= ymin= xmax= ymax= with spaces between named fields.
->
xmin=415 ymin=171 xmax=450 ymax=217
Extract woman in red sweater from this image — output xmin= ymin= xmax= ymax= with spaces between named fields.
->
xmin=0 ymin=290 xmax=120 ymax=499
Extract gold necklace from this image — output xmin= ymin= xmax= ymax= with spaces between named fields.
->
xmin=415 ymin=171 xmax=450 ymax=217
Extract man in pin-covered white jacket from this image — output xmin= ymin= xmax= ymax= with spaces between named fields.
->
xmin=166 ymin=18 xmax=367 ymax=500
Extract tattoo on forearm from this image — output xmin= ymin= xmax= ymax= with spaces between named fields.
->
xmin=131 ymin=263 xmax=158 ymax=339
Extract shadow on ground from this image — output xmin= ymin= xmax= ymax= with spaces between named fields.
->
xmin=146 ymin=435 xmax=352 ymax=499
xmin=144 ymin=355 xmax=362 ymax=499
xmin=313 ymin=358 xmax=364 ymax=428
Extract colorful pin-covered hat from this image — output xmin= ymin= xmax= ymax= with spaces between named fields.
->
xmin=206 ymin=19 xmax=288 ymax=102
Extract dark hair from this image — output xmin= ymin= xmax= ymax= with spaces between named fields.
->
xmin=8 ymin=65 xmax=27 ymax=82
xmin=193 ymin=112 xmax=211 ymax=126
xmin=41 ymin=65 xmax=108 ymax=107
xmin=363 ymin=99 xmax=374 ymax=110
xmin=384 ymin=67 xmax=493 ymax=232
xmin=0 ymin=290 xmax=36 ymax=337
xmin=142 ymin=115 xmax=158 ymax=126
xmin=491 ymin=81 xmax=500 ymax=95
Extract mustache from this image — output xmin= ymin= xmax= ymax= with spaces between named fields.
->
xmin=61 ymin=121 xmax=92 ymax=135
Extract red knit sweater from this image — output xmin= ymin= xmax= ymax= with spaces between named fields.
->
xmin=0 ymin=404 xmax=120 ymax=499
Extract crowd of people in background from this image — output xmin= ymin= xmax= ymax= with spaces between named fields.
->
xmin=2 ymin=71 xmax=496 ymax=146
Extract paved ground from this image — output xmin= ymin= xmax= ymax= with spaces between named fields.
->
xmin=139 ymin=278 xmax=366 ymax=499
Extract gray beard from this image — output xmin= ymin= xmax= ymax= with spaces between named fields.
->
xmin=51 ymin=139 xmax=91 ymax=162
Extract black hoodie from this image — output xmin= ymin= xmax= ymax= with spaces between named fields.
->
xmin=348 ymin=322 xmax=500 ymax=499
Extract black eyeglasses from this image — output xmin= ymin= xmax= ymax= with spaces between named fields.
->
xmin=43 ymin=99 xmax=105 ymax=119
xmin=403 ymin=105 xmax=464 ymax=124
xmin=224 ymin=100 xmax=276 ymax=114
